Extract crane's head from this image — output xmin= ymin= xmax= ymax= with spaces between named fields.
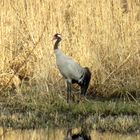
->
xmin=53 ymin=33 xmax=62 ymax=41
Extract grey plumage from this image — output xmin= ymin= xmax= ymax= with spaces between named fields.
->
xmin=53 ymin=33 xmax=91 ymax=103
xmin=55 ymin=49 xmax=84 ymax=82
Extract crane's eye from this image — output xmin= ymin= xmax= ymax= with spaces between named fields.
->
xmin=56 ymin=34 xmax=61 ymax=38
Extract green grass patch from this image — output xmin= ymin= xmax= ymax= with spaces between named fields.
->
xmin=0 ymin=90 xmax=140 ymax=133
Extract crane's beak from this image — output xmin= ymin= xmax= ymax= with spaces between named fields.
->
xmin=52 ymin=36 xmax=56 ymax=41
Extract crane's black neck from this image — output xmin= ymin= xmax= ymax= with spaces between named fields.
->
xmin=54 ymin=38 xmax=61 ymax=50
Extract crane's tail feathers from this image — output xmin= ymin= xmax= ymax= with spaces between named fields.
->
xmin=79 ymin=67 xmax=91 ymax=95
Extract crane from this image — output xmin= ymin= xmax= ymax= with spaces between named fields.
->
xmin=53 ymin=33 xmax=91 ymax=103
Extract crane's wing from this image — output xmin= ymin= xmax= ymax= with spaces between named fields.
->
xmin=66 ymin=59 xmax=84 ymax=80
xmin=57 ymin=55 xmax=84 ymax=81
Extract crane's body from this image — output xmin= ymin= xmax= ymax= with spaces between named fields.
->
xmin=54 ymin=49 xmax=84 ymax=82
xmin=53 ymin=33 xmax=91 ymax=103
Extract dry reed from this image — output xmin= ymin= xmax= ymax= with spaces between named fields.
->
xmin=0 ymin=0 xmax=140 ymax=97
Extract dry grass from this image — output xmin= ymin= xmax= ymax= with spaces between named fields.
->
xmin=0 ymin=73 xmax=21 ymax=93
xmin=0 ymin=0 xmax=140 ymax=97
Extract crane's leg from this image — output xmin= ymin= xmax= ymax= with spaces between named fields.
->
xmin=67 ymin=80 xmax=72 ymax=103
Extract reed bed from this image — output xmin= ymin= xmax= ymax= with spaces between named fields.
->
xmin=0 ymin=0 xmax=140 ymax=98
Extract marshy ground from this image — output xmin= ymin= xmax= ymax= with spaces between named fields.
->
xmin=0 ymin=87 xmax=140 ymax=134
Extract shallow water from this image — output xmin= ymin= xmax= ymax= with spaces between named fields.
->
xmin=0 ymin=127 xmax=140 ymax=140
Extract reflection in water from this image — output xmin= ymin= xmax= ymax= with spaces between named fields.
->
xmin=65 ymin=128 xmax=91 ymax=140
xmin=0 ymin=127 xmax=140 ymax=140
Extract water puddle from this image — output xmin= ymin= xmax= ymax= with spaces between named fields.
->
xmin=0 ymin=127 xmax=139 ymax=140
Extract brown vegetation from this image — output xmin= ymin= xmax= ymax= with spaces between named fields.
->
xmin=0 ymin=0 xmax=140 ymax=97
xmin=0 ymin=73 xmax=21 ymax=93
